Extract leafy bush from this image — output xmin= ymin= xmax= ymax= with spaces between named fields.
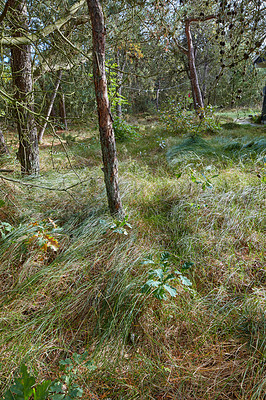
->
xmin=1 ymin=364 xmax=51 ymax=400
xmin=49 ymin=352 xmax=96 ymax=400
xmin=0 ymin=221 xmax=14 ymax=239
xmin=249 ymin=114 xmax=262 ymax=124
xmin=141 ymin=252 xmax=192 ymax=301
xmin=160 ymin=103 xmax=221 ymax=135
xmin=221 ymin=122 xmax=243 ymax=130
xmin=99 ymin=214 xmax=132 ymax=235
xmin=113 ymin=118 xmax=139 ymax=141
xmin=1 ymin=353 xmax=96 ymax=400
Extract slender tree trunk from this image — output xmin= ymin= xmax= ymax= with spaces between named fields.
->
xmin=9 ymin=0 xmax=39 ymax=175
xmin=115 ymin=50 xmax=126 ymax=119
xmin=116 ymin=80 xmax=123 ymax=119
xmin=185 ymin=20 xmax=204 ymax=116
xmin=86 ymin=0 xmax=123 ymax=217
xmin=156 ymin=80 xmax=160 ymax=112
xmin=202 ymin=58 xmax=208 ymax=102
xmin=0 ymin=129 xmax=9 ymax=155
xmin=38 ymin=70 xmax=63 ymax=142
xmin=261 ymin=85 xmax=266 ymax=123
xmin=59 ymin=92 xmax=68 ymax=130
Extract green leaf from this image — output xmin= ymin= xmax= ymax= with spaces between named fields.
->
xmin=142 ymin=259 xmax=155 ymax=265
xmin=72 ymin=353 xmax=82 ymax=364
xmin=63 ymin=396 xmax=72 ymax=400
xmin=160 ymin=252 xmax=170 ymax=262
xmin=113 ymin=227 xmax=128 ymax=235
xmin=163 ymin=273 xmax=175 ymax=282
xmin=0 ymin=199 xmax=5 ymax=207
xmin=261 ymin=176 xmax=266 ymax=183
xmin=64 ymin=376 xmax=71 ymax=386
xmin=50 ymin=394 xmax=66 ymax=400
xmin=33 ymin=380 xmax=51 ymax=400
xmin=49 ymin=381 xmax=64 ymax=394
xmin=145 ymin=279 xmax=161 ymax=288
xmin=68 ymin=386 xmax=83 ymax=398
xmin=176 ymin=172 xmax=182 ymax=179
xmin=181 ymin=262 xmax=194 ymax=271
xmin=1 ymin=365 xmax=39 ymax=400
xmin=149 ymin=268 xmax=164 ymax=280
xmin=154 ymin=287 xmax=167 ymax=300
xmin=163 ymin=284 xmax=177 ymax=297
xmin=178 ymin=275 xmax=192 ymax=287
xmin=84 ymin=361 xmax=97 ymax=371
xmin=20 ymin=364 xmax=35 ymax=399
xmin=59 ymin=359 xmax=72 ymax=366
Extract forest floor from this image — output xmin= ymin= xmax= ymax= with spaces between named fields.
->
xmin=0 ymin=115 xmax=265 ymax=399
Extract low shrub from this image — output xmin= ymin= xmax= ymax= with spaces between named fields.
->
xmin=113 ymin=118 xmax=139 ymax=141
xmin=160 ymin=103 xmax=221 ymax=135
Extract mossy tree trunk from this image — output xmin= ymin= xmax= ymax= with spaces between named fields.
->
xmin=86 ymin=0 xmax=124 ymax=217
xmin=9 ymin=0 xmax=39 ymax=175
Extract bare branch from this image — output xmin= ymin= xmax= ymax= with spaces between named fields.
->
xmin=0 ymin=174 xmax=92 ymax=192
xmin=171 ymin=36 xmax=188 ymax=55
xmin=186 ymin=14 xmax=217 ymax=24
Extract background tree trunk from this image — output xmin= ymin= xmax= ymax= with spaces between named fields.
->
xmin=10 ymin=0 xmax=39 ymax=175
xmin=185 ymin=20 xmax=204 ymax=116
xmin=38 ymin=70 xmax=63 ymax=142
xmin=59 ymin=92 xmax=68 ymax=130
xmin=115 ymin=49 xmax=126 ymax=119
xmin=0 ymin=129 xmax=9 ymax=155
xmin=86 ymin=0 xmax=123 ymax=217
xmin=156 ymin=80 xmax=161 ymax=112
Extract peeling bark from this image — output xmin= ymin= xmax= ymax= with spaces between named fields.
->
xmin=86 ymin=0 xmax=123 ymax=217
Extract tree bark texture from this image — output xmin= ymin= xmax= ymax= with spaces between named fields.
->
xmin=9 ymin=0 xmax=39 ymax=175
xmin=38 ymin=70 xmax=63 ymax=142
xmin=86 ymin=0 xmax=123 ymax=217
xmin=185 ymin=20 xmax=204 ymax=115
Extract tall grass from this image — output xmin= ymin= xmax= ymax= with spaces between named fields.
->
xmin=0 ymin=120 xmax=265 ymax=398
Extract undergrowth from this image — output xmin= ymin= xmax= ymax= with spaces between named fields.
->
xmin=0 ymin=119 xmax=265 ymax=399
